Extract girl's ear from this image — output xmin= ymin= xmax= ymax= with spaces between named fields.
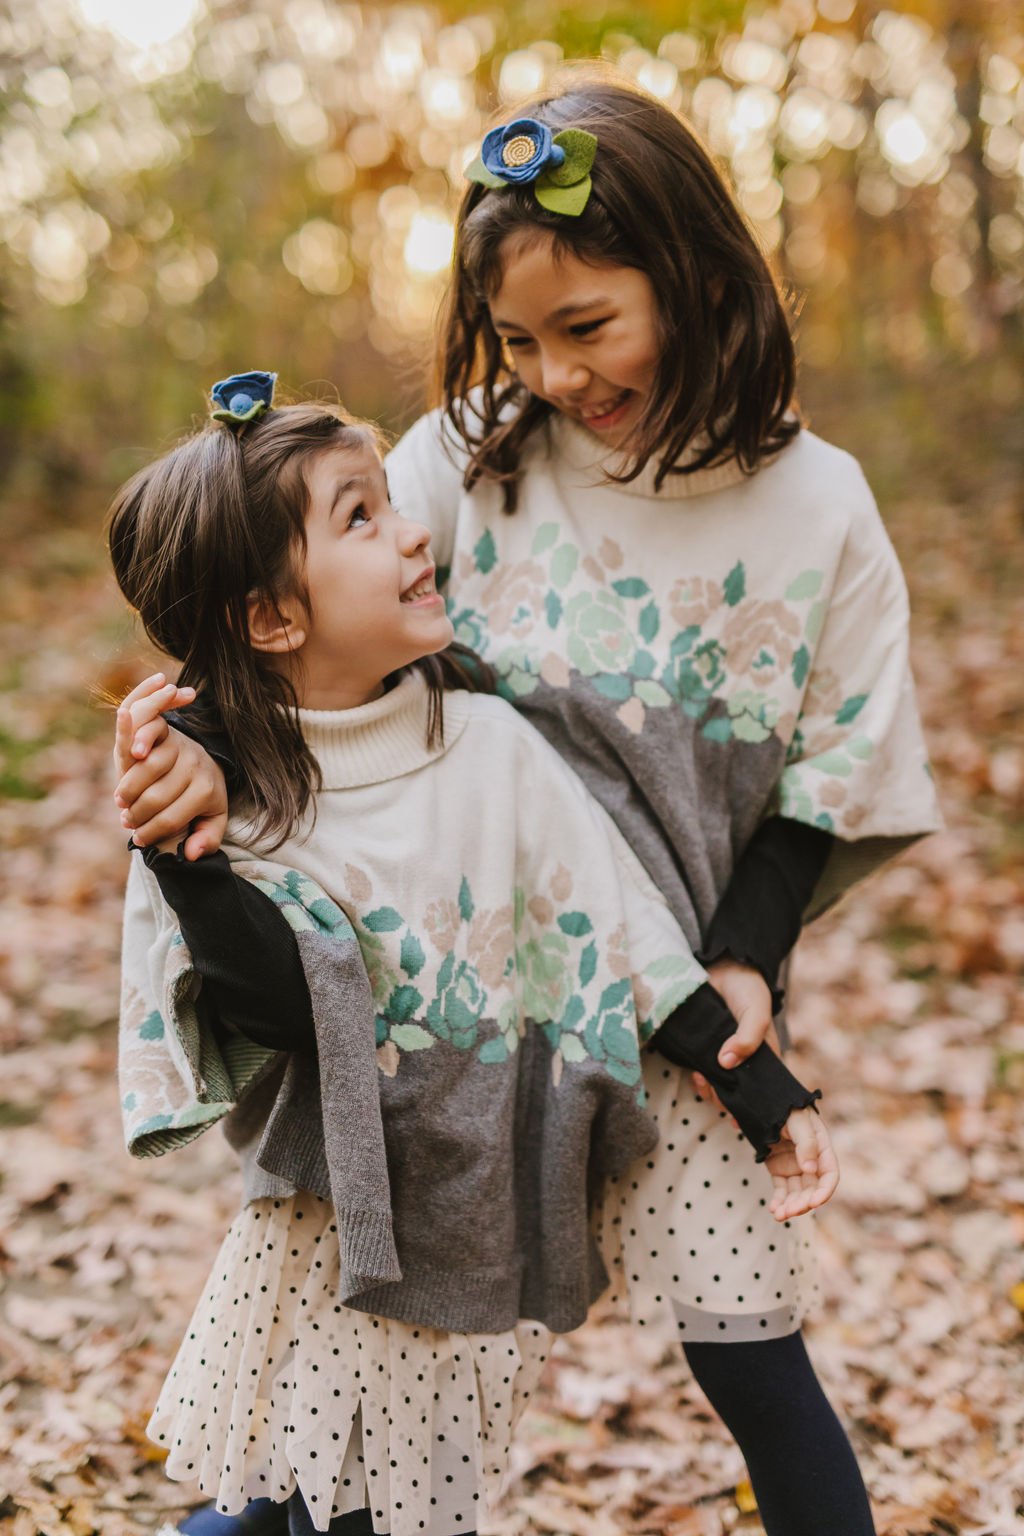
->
xmin=246 ymin=590 xmax=307 ymax=655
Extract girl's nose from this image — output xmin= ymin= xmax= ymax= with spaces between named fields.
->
xmin=540 ymin=349 xmax=590 ymax=398
xmin=396 ymin=515 xmax=431 ymax=554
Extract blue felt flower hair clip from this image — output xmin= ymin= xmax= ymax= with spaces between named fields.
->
xmin=210 ymin=370 xmax=277 ymax=428
xmin=465 ymin=118 xmax=598 ymax=217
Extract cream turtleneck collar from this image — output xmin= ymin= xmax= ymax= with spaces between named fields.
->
xmin=550 ymin=411 xmax=757 ymax=500
xmin=296 ymin=670 xmax=472 ymax=791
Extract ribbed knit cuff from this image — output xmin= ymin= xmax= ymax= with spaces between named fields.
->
xmin=335 ymin=1206 xmax=403 ymax=1297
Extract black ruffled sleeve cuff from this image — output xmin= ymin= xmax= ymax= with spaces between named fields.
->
xmin=651 ymin=982 xmax=821 ymax=1161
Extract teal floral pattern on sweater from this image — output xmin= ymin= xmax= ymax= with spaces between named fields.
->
xmin=448 ymin=525 xmax=877 ymax=834
xmin=344 ymin=856 xmax=700 ymax=1085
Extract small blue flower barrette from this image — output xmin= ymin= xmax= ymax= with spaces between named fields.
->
xmin=210 ymin=370 xmax=277 ymax=427
xmin=465 ymin=118 xmax=598 ymax=217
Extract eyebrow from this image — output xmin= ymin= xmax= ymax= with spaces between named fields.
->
xmin=329 ymin=474 xmax=371 ymax=518
xmin=492 ymin=296 xmax=612 ymax=331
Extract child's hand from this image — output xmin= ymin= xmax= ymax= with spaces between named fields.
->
xmin=113 ymin=673 xmax=194 ymax=775
xmin=765 ymin=1107 xmax=838 ymax=1222
xmin=113 ymin=674 xmax=228 ymax=861
xmin=691 ymin=958 xmax=778 ymax=1114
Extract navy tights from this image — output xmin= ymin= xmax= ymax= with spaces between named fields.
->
xmin=683 ymin=1332 xmax=876 ymax=1536
xmin=182 ymin=1331 xmax=872 ymax=1536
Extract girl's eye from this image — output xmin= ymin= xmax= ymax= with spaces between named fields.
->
xmin=503 ymin=335 xmax=533 ymax=350
xmin=570 ymin=318 xmax=608 ymax=337
xmin=348 ymin=504 xmax=370 ymax=529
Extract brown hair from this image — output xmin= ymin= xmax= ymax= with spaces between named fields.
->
xmin=108 ymin=403 xmax=491 ymax=848
xmin=439 ymin=70 xmax=800 ymax=511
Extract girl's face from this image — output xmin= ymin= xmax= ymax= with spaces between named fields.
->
xmin=489 ymin=233 xmax=661 ymax=448
xmin=252 ymin=438 xmax=453 ymax=710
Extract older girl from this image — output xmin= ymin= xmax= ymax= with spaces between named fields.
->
xmin=118 ymin=74 xmax=939 ymax=1536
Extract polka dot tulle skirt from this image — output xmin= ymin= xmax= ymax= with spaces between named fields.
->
xmin=147 ymin=1189 xmax=550 ymax=1535
xmin=594 ymin=1063 xmax=821 ymax=1344
xmin=148 ymin=1059 xmax=818 ymax=1534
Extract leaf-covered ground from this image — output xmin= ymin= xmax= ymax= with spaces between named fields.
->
xmin=1 ymin=448 xmax=1023 ymax=1536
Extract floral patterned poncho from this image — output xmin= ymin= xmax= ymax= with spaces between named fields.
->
xmin=120 ymin=674 xmax=718 ymax=1333
xmin=385 ymin=410 xmax=941 ymax=949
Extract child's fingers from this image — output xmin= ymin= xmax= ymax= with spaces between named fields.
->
xmin=117 ymin=736 xmax=184 ymax=809
xmin=113 ymin=707 xmax=135 ymax=779
xmin=182 ymin=810 xmax=229 ymax=861
xmin=119 ymin=674 xmax=196 ymax=715
xmin=128 ymin=776 xmax=224 ymax=848
xmin=691 ymin=1072 xmax=721 ymax=1108
xmin=718 ymin=1016 xmax=766 ymax=1069
xmin=769 ymin=1125 xmax=840 ymax=1221
xmin=770 ymin=1172 xmax=816 ymax=1222
xmin=786 ymin=1109 xmax=821 ymax=1174
xmin=119 ymin=673 xmax=167 ymax=711
xmin=717 ymin=1014 xmax=780 ymax=1071
xmin=809 ymin=1118 xmax=840 ymax=1203
xmin=120 ymin=759 xmax=199 ymax=841
xmin=128 ymin=683 xmax=195 ymax=736
xmin=122 ymin=683 xmax=179 ymax=737
xmin=128 ymin=715 xmax=172 ymax=761
xmin=769 ymin=1172 xmax=803 ymax=1219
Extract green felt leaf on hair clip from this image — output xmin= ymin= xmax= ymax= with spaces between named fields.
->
xmin=465 ymin=154 xmax=506 ymax=189
xmin=535 ymin=175 xmax=593 ymax=216
xmin=545 ymin=129 xmax=598 ymax=188
xmin=464 ymin=123 xmax=598 ymax=217
xmin=211 ymin=398 xmax=269 ymax=425
xmin=210 ymin=370 xmax=277 ymax=428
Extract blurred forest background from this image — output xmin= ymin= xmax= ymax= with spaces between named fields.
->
xmin=1 ymin=2 xmax=1023 ymax=1535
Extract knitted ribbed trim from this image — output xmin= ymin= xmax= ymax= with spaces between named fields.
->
xmin=335 ymin=1205 xmax=403 ymax=1296
xmin=297 ymin=670 xmax=472 ymax=790
xmin=550 ymin=412 xmax=761 ymax=500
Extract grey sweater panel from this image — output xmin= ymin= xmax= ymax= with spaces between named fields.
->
xmin=347 ymin=1030 xmax=655 ymax=1333
xmin=224 ymin=931 xmax=656 ymax=1335
xmin=512 ymin=673 xmax=786 ymax=950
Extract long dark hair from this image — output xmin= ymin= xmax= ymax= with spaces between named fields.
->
xmin=108 ymin=403 xmax=491 ymax=848
xmin=439 ymin=70 xmax=800 ymax=511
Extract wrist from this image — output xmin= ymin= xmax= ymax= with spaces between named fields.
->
xmin=701 ymin=951 xmax=784 ymax=1014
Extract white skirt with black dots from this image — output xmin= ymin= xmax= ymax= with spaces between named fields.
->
xmin=148 ymin=1056 xmax=818 ymax=1533
xmin=594 ymin=1055 xmax=820 ymax=1345
xmin=147 ymin=1189 xmax=550 ymax=1536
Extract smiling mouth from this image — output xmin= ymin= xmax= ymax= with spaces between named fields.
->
xmin=400 ymin=569 xmax=438 ymax=603
xmin=577 ymin=389 xmax=632 ymax=422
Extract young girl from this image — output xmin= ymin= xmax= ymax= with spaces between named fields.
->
xmin=110 ymin=385 xmax=833 ymax=1536
xmin=116 ymin=72 xmax=941 ymax=1536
